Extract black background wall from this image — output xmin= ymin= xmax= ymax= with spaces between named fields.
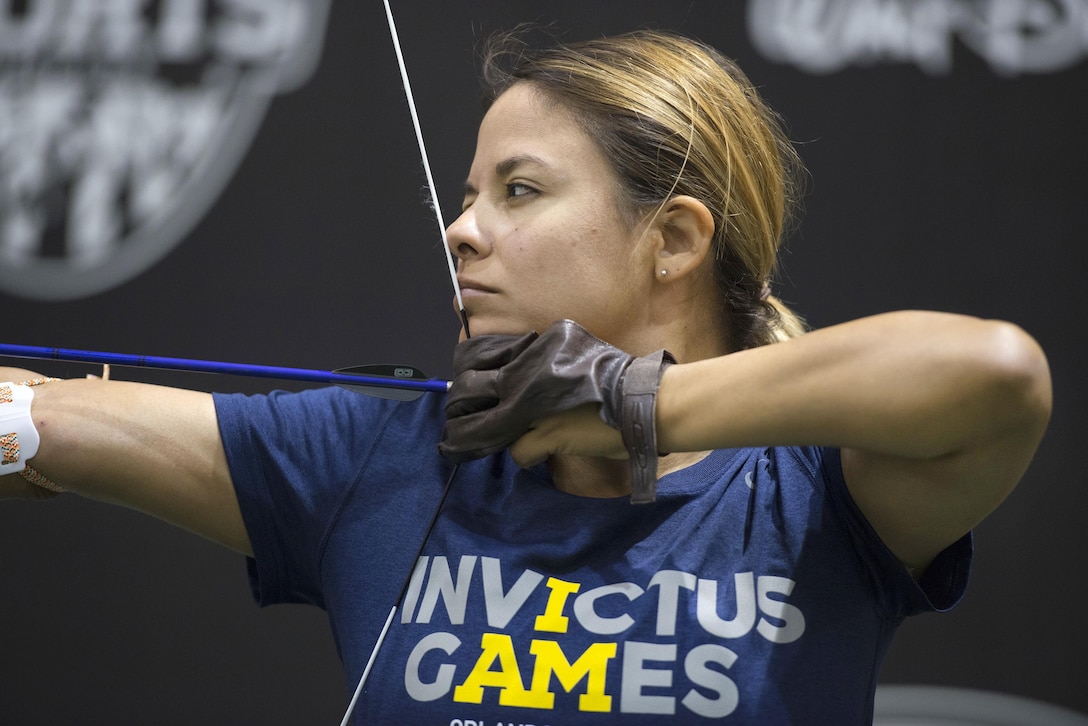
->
xmin=1 ymin=1 xmax=1085 ymax=723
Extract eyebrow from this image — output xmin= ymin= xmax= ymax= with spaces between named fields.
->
xmin=463 ymin=154 xmax=551 ymax=196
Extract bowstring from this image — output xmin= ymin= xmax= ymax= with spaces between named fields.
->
xmin=381 ymin=0 xmax=468 ymax=328
xmin=339 ymin=463 xmax=459 ymax=725
xmin=339 ymin=3 xmax=469 ymax=723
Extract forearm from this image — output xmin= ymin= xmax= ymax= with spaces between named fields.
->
xmin=1 ymin=369 xmax=251 ymax=554
xmin=655 ymin=310 xmax=1051 ymax=459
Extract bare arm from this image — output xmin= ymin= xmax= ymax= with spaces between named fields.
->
xmin=653 ymin=311 xmax=1051 ymax=570
xmin=510 ymin=311 xmax=1051 ymax=571
xmin=0 ymin=367 xmax=252 ymax=556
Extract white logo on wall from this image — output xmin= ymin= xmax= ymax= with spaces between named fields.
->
xmin=0 ymin=0 xmax=332 ymax=300
xmin=749 ymin=0 xmax=1088 ymax=75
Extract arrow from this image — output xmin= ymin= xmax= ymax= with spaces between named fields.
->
xmin=0 ymin=343 xmax=449 ymax=401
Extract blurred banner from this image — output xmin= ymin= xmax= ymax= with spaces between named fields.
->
xmin=0 ymin=0 xmax=333 ymax=300
xmin=749 ymin=0 xmax=1088 ymax=75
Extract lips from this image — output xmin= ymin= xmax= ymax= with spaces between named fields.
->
xmin=457 ymin=277 xmax=497 ymax=294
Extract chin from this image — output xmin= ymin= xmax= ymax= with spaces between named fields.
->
xmin=462 ymin=317 xmax=536 ymax=339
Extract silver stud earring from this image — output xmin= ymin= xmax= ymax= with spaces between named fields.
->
xmin=660 ymin=269 xmax=668 ymax=277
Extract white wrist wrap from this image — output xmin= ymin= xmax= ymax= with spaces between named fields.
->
xmin=0 ymin=382 xmax=41 ymax=476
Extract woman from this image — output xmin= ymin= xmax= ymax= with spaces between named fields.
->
xmin=0 ymin=31 xmax=1050 ymax=723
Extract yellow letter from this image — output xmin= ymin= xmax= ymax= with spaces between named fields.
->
xmin=535 ymin=577 xmax=580 ymax=633
xmin=452 ymin=633 xmax=533 ymax=706
xmin=499 ymin=639 xmax=616 ymax=711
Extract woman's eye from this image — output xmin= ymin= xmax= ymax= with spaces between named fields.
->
xmin=507 ymin=183 xmax=535 ymax=199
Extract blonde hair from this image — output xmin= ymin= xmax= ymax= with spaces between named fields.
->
xmin=480 ymin=29 xmax=807 ymax=349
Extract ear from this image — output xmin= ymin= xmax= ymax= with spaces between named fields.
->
xmin=650 ymin=195 xmax=715 ymax=281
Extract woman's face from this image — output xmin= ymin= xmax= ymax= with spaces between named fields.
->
xmin=446 ymin=82 xmax=654 ymax=344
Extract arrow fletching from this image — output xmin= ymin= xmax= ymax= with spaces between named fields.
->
xmin=333 ymin=364 xmax=432 ymax=401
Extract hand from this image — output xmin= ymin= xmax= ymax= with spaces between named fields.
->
xmin=439 ymin=319 xmax=673 ymax=502
xmin=506 ymin=402 xmax=627 ymax=467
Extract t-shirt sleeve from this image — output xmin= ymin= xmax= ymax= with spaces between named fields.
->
xmin=213 ymin=387 xmax=399 ymax=608
xmin=815 ymin=446 xmax=973 ymax=620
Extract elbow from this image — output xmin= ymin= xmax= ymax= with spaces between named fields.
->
xmin=982 ymin=321 xmax=1052 ymax=438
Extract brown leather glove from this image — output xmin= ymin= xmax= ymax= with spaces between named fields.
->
xmin=438 ymin=319 xmax=674 ymax=503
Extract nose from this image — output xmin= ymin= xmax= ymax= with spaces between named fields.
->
xmin=445 ymin=206 xmax=488 ymax=266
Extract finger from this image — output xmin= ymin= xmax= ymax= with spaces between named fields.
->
xmin=438 ymin=417 xmax=515 ymax=462
xmin=444 ymin=369 xmax=501 ymax=418
xmin=509 ymin=428 xmax=550 ymax=469
xmin=512 ymin=405 xmax=629 ymax=467
xmin=86 ymin=364 xmax=111 ymax=381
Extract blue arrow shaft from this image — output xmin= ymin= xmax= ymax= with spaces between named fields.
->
xmin=0 ymin=343 xmax=450 ymax=393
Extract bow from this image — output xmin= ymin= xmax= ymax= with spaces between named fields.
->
xmin=339 ymin=2 xmax=470 ymax=722
xmin=0 ymin=4 xmax=466 ymax=721
xmin=0 ymin=343 xmax=449 ymax=400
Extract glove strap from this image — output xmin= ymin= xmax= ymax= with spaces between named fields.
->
xmin=620 ymin=350 xmax=673 ymax=504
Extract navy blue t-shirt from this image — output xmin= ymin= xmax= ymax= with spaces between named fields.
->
xmin=214 ymin=386 xmax=971 ymax=724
